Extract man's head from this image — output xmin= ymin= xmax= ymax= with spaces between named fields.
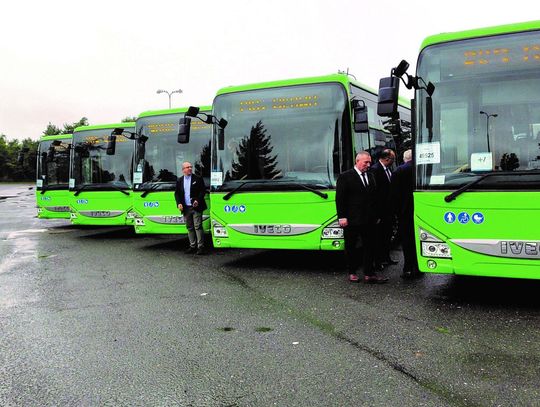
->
xmin=182 ymin=161 xmax=193 ymax=176
xmin=403 ymin=149 xmax=412 ymax=163
xmin=379 ymin=149 xmax=396 ymax=167
xmin=355 ymin=151 xmax=372 ymax=172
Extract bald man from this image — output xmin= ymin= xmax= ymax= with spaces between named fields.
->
xmin=336 ymin=151 xmax=388 ymax=284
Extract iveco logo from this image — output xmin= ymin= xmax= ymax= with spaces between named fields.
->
xmin=77 ymin=199 xmax=88 ymax=204
xmin=90 ymin=211 xmax=111 ymax=217
xmin=501 ymin=241 xmax=540 ymax=257
xmin=253 ymin=225 xmax=292 ymax=234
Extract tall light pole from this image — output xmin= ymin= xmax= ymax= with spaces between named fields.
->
xmin=479 ymin=111 xmax=498 ymax=152
xmin=157 ymin=88 xmax=183 ymax=109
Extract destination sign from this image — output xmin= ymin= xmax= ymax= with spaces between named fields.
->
xmin=238 ymin=95 xmax=320 ymax=113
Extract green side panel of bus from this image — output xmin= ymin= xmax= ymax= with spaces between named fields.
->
xmin=70 ymin=191 xmax=134 ymax=226
xmin=415 ymin=192 xmax=540 ymax=279
xmin=133 ymin=192 xmax=211 ymax=234
xmin=210 ymin=191 xmax=342 ymax=250
xmin=69 ymin=123 xmax=134 ymax=226
xmin=36 ymin=134 xmax=72 ymax=219
xmin=37 ymin=189 xmax=72 ymax=219
xmin=132 ymin=106 xmax=212 ymax=235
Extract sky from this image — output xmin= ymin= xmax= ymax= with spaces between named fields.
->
xmin=0 ymin=0 xmax=537 ymax=140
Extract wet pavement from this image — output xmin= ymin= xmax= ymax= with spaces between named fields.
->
xmin=1 ymin=183 xmax=539 ymax=406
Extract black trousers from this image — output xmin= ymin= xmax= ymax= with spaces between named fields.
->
xmin=398 ymin=214 xmax=417 ymax=272
xmin=375 ymin=214 xmax=393 ymax=262
xmin=344 ymin=224 xmax=375 ymax=276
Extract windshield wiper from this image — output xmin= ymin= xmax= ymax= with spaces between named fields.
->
xmin=109 ymin=185 xmax=130 ymax=196
xmin=445 ymin=170 xmax=540 ymax=202
xmin=73 ymin=184 xmax=91 ymax=196
xmin=222 ymin=181 xmax=254 ymax=201
xmin=140 ymin=183 xmax=162 ymax=198
xmin=276 ymin=182 xmax=329 ymax=199
xmin=222 ymin=180 xmax=331 ymax=200
xmin=74 ymin=183 xmax=130 ymax=196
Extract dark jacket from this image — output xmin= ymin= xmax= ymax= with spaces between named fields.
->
xmin=174 ymin=174 xmax=207 ymax=213
xmin=370 ymin=160 xmax=393 ymax=215
xmin=335 ymin=168 xmax=378 ymax=226
xmin=390 ymin=161 xmax=413 ymax=219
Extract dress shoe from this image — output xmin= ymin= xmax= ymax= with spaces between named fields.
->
xmin=196 ymin=247 xmax=207 ymax=255
xmin=363 ymin=275 xmax=389 ymax=284
xmin=381 ymin=258 xmax=399 ymax=266
xmin=185 ymin=246 xmax=197 ymax=254
xmin=401 ymin=270 xmax=423 ymax=279
xmin=348 ymin=274 xmax=360 ymax=283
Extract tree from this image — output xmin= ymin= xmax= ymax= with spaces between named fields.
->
xmin=194 ymin=141 xmax=211 ymax=179
xmin=43 ymin=122 xmax=62 ymax=136
xmin=121 ymin=116 xmax=137 ymax=123
xmin=62 ymin=117 xmax=89 ymax=134
xmin=230 ymin=120 xmax=280 ymax=180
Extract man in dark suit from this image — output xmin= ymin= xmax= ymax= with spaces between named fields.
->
xmin=371 ymin=149 xmax=398 ymax=268
xmin=336 ymin=151 xmax=388 ymax=284
xmin=175 ymin=161 xmax=207 ymax=255
xmin=390 ymin=149 xmax=419 ymax=278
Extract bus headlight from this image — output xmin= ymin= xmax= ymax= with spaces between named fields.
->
xmin=322 ymin=221 xmax=344 ymax=239
xmin=419 ymin=228 xmax=451 ymax=258
xmin=213 ymin=220 xmax=228 ymax=238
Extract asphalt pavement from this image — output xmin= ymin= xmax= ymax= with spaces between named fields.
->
xmin=1 ymin=184 xmax=539 ymax=406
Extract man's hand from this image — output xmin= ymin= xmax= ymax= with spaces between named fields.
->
xmin=338 ymin=218 xmax=348 ymax=227
xmin=177 ymin=203 xmax=183 ymax=212
xmin=192 ymin=200 xmax=198 ymax=208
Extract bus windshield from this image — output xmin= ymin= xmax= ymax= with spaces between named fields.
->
xmin=211 ymin=83 xmax=349 ymax=192
xmin=71 ymin=129 xmax=134 ymax=189
xmin=37 ymin=139 xmax=71 ymax=189
xmin=134 ymin=113 xmax=212 ymax=190
xmin=416 ymin=30 xmax=540 ymax=190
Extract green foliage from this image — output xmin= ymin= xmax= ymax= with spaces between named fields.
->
xmin=230 ymin=120 xmax=280 ymax=180
xmin=121 ymin=116 xmax=137 ymax=123
xmin=62 ymin=117 xmax=89 ymax=134
xmin=0 ymin=134 xmax=39 ymax=181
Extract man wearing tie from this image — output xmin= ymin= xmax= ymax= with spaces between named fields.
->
xmin=336 ymin=151 xmax=388 ymax=284
xmin=175 ymin=161 xmax=207 ymax=254
xmin=371 ymin=149 xmax=398 ymax=268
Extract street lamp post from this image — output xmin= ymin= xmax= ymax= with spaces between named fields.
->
xmin=479 ymin=111 xmax=498 ymax=152
xmin=156 ymin=88 xmax=183 ymax=109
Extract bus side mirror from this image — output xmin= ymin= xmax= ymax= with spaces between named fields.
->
xmin=352 ymin=100 xmax=369 ymax=133
xmin=217 ymin=128 xmax=225 ymax=150
xmin=106 ymin=135 xmax=117 ymax=155
xmin=377 ymin=76 xmax=400 ymax=118
xmin=178 ymin=117 xmax=191 ymax=143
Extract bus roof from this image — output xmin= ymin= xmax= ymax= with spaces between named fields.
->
xmin=39 ymin=134 xmax=72 ymax=141
xmin=138 ymin=106 xmax=212 ymax=119
xmin=215 ymin=74 xmax=410 ymax=108
xmin=73 ymin=123 xmax=135 ymax=132
xmin=421 ymin=20 xmax=540 ymax=51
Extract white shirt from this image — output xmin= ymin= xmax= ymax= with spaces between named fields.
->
xmin=353 ymin=166 xmax=369 ymax=187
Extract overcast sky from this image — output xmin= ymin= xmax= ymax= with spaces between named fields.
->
xmin=0 ymin=0 xmax=536 ymax=140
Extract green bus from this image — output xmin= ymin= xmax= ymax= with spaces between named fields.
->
xmin=182 ymin=74 xmax=410 ymax=250
xmin=379 ymin=21 xmax=540 ymax=279
xmin=132 ymin=106 xmax=212 ymax=234
xmin=69 ymin=123 xmax=135 ymax=226
xmin=36 ymin=134 xmax=72 ymax=219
